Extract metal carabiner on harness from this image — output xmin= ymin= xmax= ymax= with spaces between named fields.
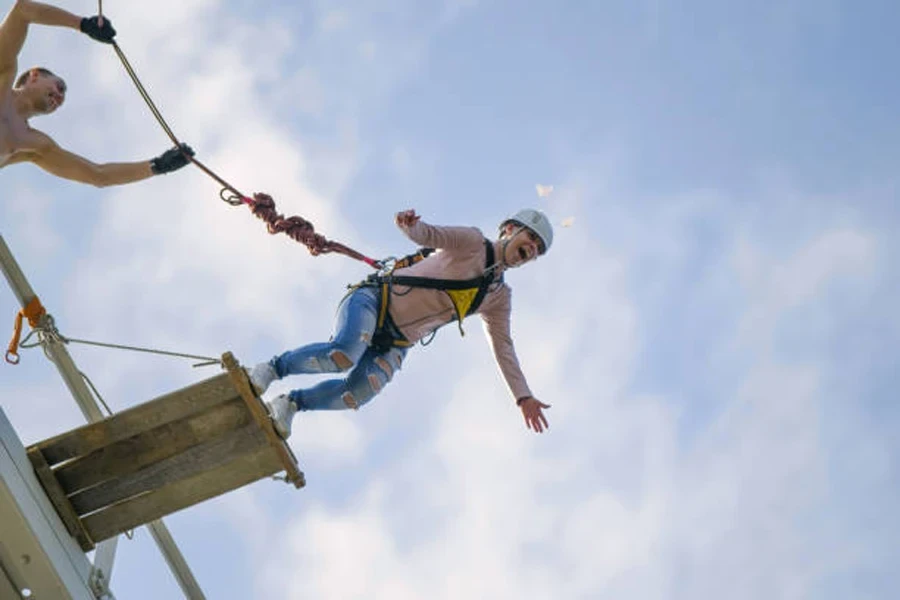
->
xmin=376 ymin=256 xmax=398 ymax=276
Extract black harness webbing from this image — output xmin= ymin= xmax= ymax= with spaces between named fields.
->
xmin=364 ymin=239 xmax=500 ymax=351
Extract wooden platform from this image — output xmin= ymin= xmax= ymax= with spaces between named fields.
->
xmin=25 ymin=352 xmax=304 ymax=552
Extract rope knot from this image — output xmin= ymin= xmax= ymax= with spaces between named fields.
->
xmin=246 ymin=193 xmax=337 ymax=257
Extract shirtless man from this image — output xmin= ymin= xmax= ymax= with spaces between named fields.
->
xmin=0 ymin=1 xmax=192 ymax=186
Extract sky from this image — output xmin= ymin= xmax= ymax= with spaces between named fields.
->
xmin=2 ymin=0 xmax=899 ymax=598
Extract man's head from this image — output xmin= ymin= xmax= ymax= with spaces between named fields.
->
xmin=498 ymin=208 xmax=553 ymax=268
xmin=14 ymin=67 xmax=67 ymax=115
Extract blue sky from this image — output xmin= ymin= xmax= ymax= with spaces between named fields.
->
xmin=2 ymin=0 xmax=899 ymax=598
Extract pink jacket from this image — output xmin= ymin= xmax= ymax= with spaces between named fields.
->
xmin=388 ymin=219 xmax=533 ymax=401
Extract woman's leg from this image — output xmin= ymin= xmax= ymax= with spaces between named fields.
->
xmin=270 ymin=287 xmax=379 ymax=377
xmin=290 ymin=345 xmax=408 ymax=411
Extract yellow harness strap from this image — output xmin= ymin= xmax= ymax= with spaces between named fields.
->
xmin=376 ymin=282 xmax=413 ymax=348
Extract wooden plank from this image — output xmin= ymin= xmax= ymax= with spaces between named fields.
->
xmin=26 ymin=449 xmax=95 ymax=552
xmin=222 ymin=352 xmax=306 ymax=488
xmin=55 ymin=397 xmax=251 ymax=495
xmin=82 ymin=445 xmax=282 ymax=543
xmin=33 ymin=373 xmax=238 ymax=466
xmin=69 ymin=422 xmax=268 ymax=516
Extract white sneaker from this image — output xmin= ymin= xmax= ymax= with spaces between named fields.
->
xmin=247 ymin=362 xmax=277 ymax=396
xmin=266 ymin=394 xmax=297 ymax=439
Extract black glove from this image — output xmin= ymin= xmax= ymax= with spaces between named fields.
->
xmin=80 ymin=16 xmax=117 ymax=44
xmin=150 ymin=144 xmax=195 ymax=175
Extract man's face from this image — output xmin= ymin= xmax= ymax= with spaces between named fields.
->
xmin=27 ymin=71 xmax=67 ymax=114
xmin=502 ymin=224 xmax=543 ymax=268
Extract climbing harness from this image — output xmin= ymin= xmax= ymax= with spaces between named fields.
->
xmin=96 ymin=2 xmax=382 ymax=268
xmin=355 ymin=239 xmax=502 ymax=352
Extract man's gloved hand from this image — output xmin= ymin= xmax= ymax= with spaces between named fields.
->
xmin=150 ymin=144 xmax=195 ymax=175
xmin=80 ymin=16 xmax=117 ymax=44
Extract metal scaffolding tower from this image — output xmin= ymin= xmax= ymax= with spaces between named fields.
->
xmin=0 ymin=234 xmax=206 ymax=600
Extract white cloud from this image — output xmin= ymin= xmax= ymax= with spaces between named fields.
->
xmin=734 ymin=228 xmax=876 ymax=352
xmin=321 ymin=10 xmax=351 ymax=34
xmin=1 ymin=183 xmax=62 ymax=258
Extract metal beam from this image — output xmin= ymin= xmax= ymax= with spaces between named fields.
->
xmin=0 ymin=235 xmax=206 ymax=600
xmin=90 ymin=537 xmax=119 ymax=599
xmin=148 ymin=522 xmax=206 ymax=599
xmin=0 ymin=235 xmax=104 ymax=421
xmin=1 ymin=409 xmax=95 ymax=600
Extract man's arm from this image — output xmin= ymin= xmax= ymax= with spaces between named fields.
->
xmin=0 ymin=0 xmax=82 ymax=68
xmin=27 ymin=131 xmax=194 ymax=187
xmin=0 ymin=2 xmax=36 ymax=87
xmin=9 ymin=1 xmax=80 ymax=29
xmin=0 ymin=2 xmax=111 ymax=89
xmin=30 ymin=133 xmax=152 ymax=186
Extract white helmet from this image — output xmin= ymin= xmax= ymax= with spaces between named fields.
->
xmin=501 ymin=208 xmax=553 ymax=254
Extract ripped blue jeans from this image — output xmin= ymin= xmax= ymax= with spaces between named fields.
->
xmin=269 ymin=286 xmax=408 ymax=411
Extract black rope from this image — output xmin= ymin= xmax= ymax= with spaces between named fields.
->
xmin=109 ymin=40 xmax=247 ymax=205
xmin=100 ymin=3 xmax=385 ymax=264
